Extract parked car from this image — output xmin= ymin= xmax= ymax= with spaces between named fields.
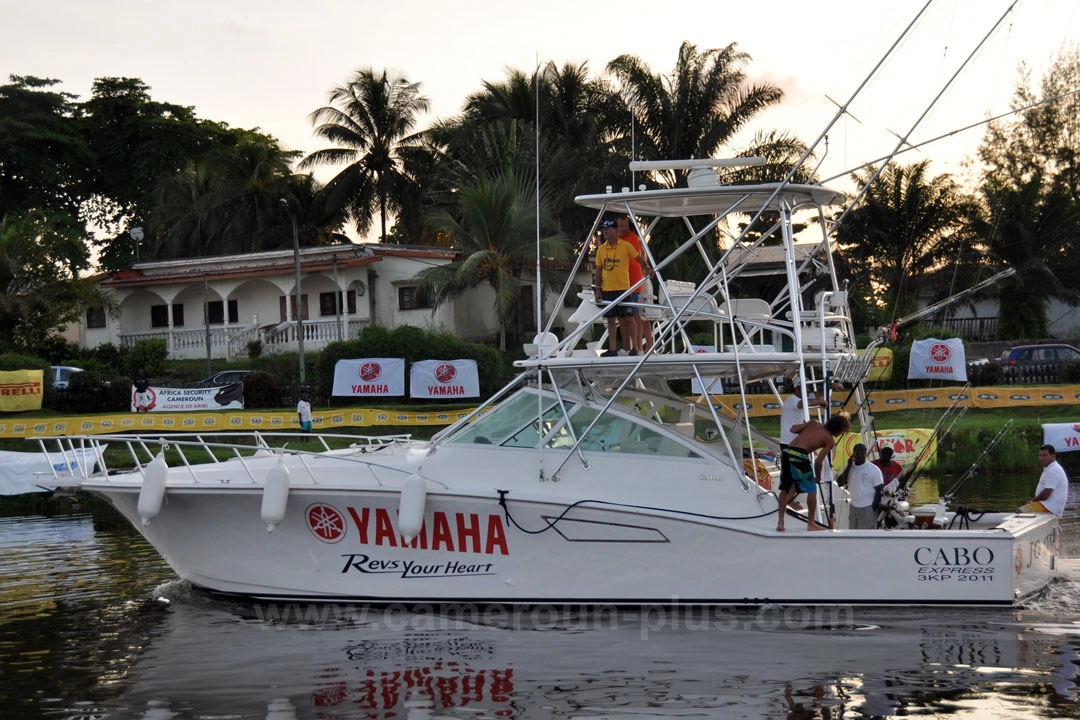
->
xmin=1000 ymin=343 xmax=1080 ymax=381
xmin=1000 ymin=343 xmax=1080 ymax=366
xmin=51 ymin=365 xmax=83 ymax=390
xmin=196 ymin=370 xmax=251 ymax=387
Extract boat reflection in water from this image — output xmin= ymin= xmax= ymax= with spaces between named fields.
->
xmin=101 ymin=578 xmax=1080 ymax=719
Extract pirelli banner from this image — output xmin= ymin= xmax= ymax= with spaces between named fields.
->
xmin=705 ymin=385 xmax=1080 ymax=418
xmin=0 ymin=370 xmax=43 ymax=412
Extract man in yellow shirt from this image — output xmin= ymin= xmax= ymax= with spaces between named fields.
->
xmin=594 ymin=219 xmax=651 ymax=357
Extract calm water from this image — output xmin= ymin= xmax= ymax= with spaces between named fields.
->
xmin=2 ymin=475 xmax=1080 ymax=720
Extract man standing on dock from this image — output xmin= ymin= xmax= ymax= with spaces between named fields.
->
xmin=776 ymin=414 xmax=850 ymax=531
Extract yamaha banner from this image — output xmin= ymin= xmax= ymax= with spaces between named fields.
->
xmin=332 ymin=358 xmax=406 ymax=397
xmin=410 ymin=359 xmax=480 ymax=399
xmin=1043 ymin=422 xmax=1080 ymax=453
xmin=908 ymin=338 xmax=967 ymax=381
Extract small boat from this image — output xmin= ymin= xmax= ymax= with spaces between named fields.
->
xmin=50 ymin=163 xmax=1060 ymax=605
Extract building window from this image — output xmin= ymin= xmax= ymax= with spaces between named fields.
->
xmin=86 ymin=306 xmax=106 ymax=329
xmin=398 ymin=285 xmax=433 ymax=311
xmin=150 ymin=304 xmax=184 ymax=328
xmin=207 ymin=300 xmax=239 ymax=325
xmin=279 ymin=295 xmax=308 ymax=321
xmin=319 ymin=290 xmax=357 ymax=316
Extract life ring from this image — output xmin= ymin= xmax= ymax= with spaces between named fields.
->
xmin=744 ymin=458 xmax=772 ymax=490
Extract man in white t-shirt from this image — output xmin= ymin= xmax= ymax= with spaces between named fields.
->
xmin=297 ymin=394 xmax=313 ymax=443
xmin=1023 ymin=444 xmax=1068 ymax=516
xmin=838 ymin=443 xmax=883 ymax=529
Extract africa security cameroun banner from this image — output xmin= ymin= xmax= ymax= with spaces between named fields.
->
xmin=332 ymin=358 xmax=406 ymax=397
xmin=130 ymin=384 xmax=244 ymax=412
xmin=908 ymin=338 xmax=967 ymax=382
xmin=410 ymin=359 xmax=480 ymax=399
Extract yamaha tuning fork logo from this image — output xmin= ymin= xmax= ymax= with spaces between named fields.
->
xmin=358 ymin=362 xmax=382 ymax=382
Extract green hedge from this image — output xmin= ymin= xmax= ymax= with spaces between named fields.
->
xmin=314 ymin=326 xmax=508 ymax=405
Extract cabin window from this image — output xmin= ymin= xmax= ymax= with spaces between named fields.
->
xmin=546 ymin=406 xmax=702 ymax=458
xmin=85 ymin=306 xmax=106 ymax=329
xmin=398 ymin=285 xmax=434 ymax=311
xmin=451 ymin=392 xmax=557 ymax=446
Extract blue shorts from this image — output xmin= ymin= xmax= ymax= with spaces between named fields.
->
xmin=300 ymin=421 xmax=312 ymax=432
xmin=780 ymin=447 xmax=816 ymax=494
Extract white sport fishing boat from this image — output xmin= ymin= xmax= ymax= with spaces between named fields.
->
xmin=50 ymin=162 xmax=1061 ymax=605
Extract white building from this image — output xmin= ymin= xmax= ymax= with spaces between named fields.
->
xmin=77 ymin=243 xmax=516 ymax=360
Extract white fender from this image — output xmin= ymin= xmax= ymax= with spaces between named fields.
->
xmin=261 ymin=458 xmax=291 ymax=533
xmin=398 ymin=472 xmax=427 ymax=543
xmin=137 ymin=451 xmax=168 ymax=526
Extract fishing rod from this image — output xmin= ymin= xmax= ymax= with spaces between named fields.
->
xmin=900 ymin=405 xmax=968 ymax=491
xmin=898 ymin=381 xmax=969 ymax=478
xmin=836 ymin=267 xmax=1015 ymax=410
xmin=941 ymin=418 xmax=1015 ymax=506
xmin=878 ymin=268 xmax=1017 ymax=344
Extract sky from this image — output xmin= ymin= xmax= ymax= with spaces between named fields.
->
xmin=4 ymin=0 xmax=1080 ymax=226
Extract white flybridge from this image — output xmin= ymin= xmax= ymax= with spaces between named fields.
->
xmin=49 ymin=163 xmax=1061 ymax=606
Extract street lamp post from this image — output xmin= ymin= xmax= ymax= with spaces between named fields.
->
xmin=130 ymin=227 xmax=144 ymax=263
xmin=280 ymin=200 xmax=305 ymax=383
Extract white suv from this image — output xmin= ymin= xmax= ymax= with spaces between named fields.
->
xmin=51 ymin=365 xmax=83 ymax=390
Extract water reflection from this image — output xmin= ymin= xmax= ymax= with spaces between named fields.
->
xmin=58 ymin=594 xmax=1080 ymax=719
xmin=0 ymin=479 xmax=1079 ymax=719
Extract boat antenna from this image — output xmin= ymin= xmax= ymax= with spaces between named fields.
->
xmin=534 ymin=52 xmax=543 ymax=347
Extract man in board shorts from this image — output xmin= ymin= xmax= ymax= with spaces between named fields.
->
xmin=776 ymin=414 xmax=850 ymax=531
xmin=593 ymin=219 xmax=652 ymax=357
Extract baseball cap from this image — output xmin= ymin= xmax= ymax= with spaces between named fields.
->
xmin=792 ymin=375 xmax=802 ymax=387
xmin=600 ymin=219 xmax=617 ymax=229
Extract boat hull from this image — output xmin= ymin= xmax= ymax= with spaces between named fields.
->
xmin=89 ymin=484 xmax=1060 ymax=606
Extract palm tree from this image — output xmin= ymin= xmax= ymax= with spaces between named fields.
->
xmin=606 ymin=41 xmax=786 ymax=188
xmin=837 ymin=161 xmax=975 ymax=324
xmin=430 ymin=61 xmax=616 ymax=243
xmin=150 ymin=134 xmax=305 ymax=258
xmin=413 ymin=172 xmax=569 ymax=351
xmin=301 ymin=69 xmax=432 ymax=242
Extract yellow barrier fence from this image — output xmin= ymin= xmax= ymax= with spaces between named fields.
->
xmin=707 ymin=385 xmax=1080 ymax=418
xmin=0 ymin=408 xmax=476 ymax=439
xmin=3 ymin=384 xmax=1077 ymax=439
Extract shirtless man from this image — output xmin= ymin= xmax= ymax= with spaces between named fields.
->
xmin=776 ymin=414 xmax=850 ymax=531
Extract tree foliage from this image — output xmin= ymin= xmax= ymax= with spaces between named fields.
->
xmin=415 ymin=172 xmax=569 ymax=350
xmin=0 ymin=211 xmax=111 ymax=351
xmin=300 ymin=69 xmax=433 ymax=242
xmin=838 ymin=161 xmax=975 ymax=324
xmin=973 ymin=44 xmax=1080 ymax=338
